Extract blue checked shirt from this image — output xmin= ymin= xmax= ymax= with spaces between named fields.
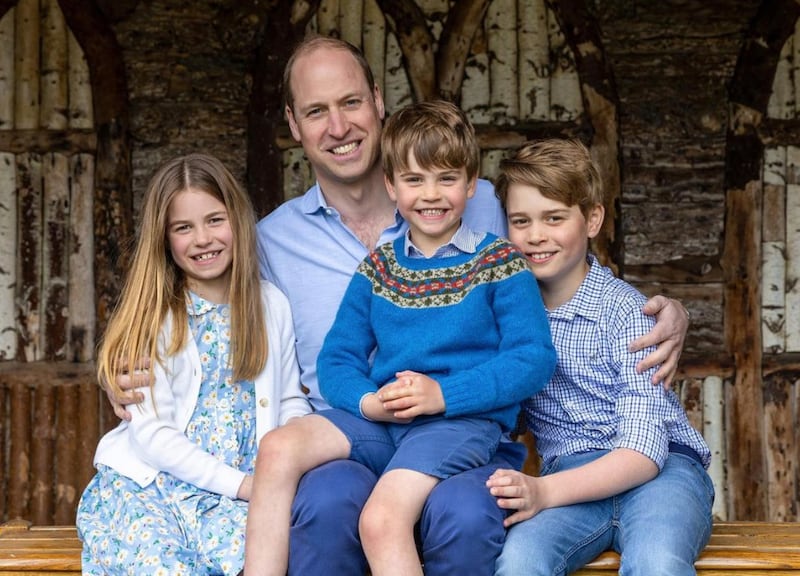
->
xmin=523 ymin=254 xmax=710 ymax=470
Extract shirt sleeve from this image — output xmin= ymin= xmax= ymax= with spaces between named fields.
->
xmin=317 ymin=270 xmax=379 ymax=415
xmin=609 ymin=298 xmax=674 ymax=470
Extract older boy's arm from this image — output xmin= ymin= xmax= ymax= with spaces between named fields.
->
xmin=628 ymin=295 xmax=689 ymax=388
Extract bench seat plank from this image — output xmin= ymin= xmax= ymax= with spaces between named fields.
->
xmin=1 ymin=521 xmax=799 ymax=574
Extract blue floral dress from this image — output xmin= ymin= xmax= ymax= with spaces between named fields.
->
xmin=77 ymin=294 xmax=258 ymax=575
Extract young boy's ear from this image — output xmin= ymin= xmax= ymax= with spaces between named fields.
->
xmin=467 ymin=176 xmax=477 ymax=199
xmin=385 ymin=173 xmax=397 ymax=202
xmin=586 ymin=204 xmax=605 ymax=239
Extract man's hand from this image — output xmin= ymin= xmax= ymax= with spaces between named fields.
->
xmin=628 ymin=295 xmax=690 ymax=388
xmin=104 ymin=358 xmax=150 ymax=421
xmin=377 ymin=370 xmax=446 ymax=420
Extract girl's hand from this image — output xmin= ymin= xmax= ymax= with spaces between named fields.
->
xmin=486 ymin=469 xmax=544 ymax=527
xmin=378 ymin=370 xmax=445 ymax=419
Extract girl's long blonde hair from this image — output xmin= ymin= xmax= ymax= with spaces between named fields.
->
xmin=98 ymin=153 xmax=267 ymax=396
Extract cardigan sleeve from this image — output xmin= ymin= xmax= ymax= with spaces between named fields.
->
xmin=125 ymin=332 xmax=246 ymax=499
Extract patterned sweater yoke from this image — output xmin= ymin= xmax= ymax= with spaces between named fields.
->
xmin=360 ymin=237 xmax=532 ymax=309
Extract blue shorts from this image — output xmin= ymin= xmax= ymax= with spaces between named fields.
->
xmin=318 ymin=409 xmax=502 ymax=479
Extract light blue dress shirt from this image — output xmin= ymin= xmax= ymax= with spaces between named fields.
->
xmin=256 ymin=178 xmax=506 ymax=409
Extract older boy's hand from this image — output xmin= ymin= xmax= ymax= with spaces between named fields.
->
xmin=378 ymin=370 xmax=445 ymax=419
xmin=486 ymin=469 xmax=543 ymax=527
xmin=628 ymin=295 xmax=689 ymax=388
xmin=104 ymin=359 xmax=150 ymax=421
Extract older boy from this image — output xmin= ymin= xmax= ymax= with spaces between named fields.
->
xmin=488 ymin=139 xmax=714 ymax=576
xmin=245 ymin=101 xmax=557 ymax=576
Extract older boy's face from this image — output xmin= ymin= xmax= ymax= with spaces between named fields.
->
xmin=505 ymin=183 xmax=603 ymax=306
xmin=385 ymin=153 xmax=476 ymax=256
xmin=285 ymin=47 xmax=385 ymax=190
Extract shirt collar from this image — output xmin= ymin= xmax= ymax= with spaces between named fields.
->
xmin=187 ymin=291 xmax=218 ymax=317
xmin=547 ymin=253 xmax=604 ymax=321
xmin=403 ymin=222 xmax=484 ymax=257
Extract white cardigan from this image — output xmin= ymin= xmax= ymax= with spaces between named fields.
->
xmin=93 ymin=281 xmax=311 ymax=498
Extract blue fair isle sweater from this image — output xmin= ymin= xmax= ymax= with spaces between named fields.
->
xmin=317 ymin=233 xmax=557 ymax=431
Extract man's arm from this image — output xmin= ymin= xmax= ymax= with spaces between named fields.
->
xmin=103 ymin=361 xmax=148 ymax=421
xmin=628 ymin=295 xmax=690 ymax=387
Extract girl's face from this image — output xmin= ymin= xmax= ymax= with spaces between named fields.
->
xmin=167 ymin=187 xmax=234 ymax=303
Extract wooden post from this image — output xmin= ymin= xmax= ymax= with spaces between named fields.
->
xmin=68 ymin=154 xmax=95 ymax=362
xmin=7 ymin=382 xmax=30 ymax=520
xmin=486 ymin=0 xmax=518 ymax=122
xmin=518 ymin=0 xmax=550 ymax=120
xmin=14 ymin=0 xmax=38 ymax=130
xmin=338 ymin=0 xmax=362 ymax=48
xmin=77 ymin=378 xmax=99 ymax=496
xmin=30 ymin=384 xmax=55 ymax=524
xmin=761 ymin=146 xmax=786 ymax=353
xmin=16 ymin=153 xmax=43 ymax=361
xmin=703 ymin=375 xmax=728 ymax=521
xmin=40 ymin=0 xmax=68 ymax=130
xmin=362 ymin=0 xmax=385 ymax=92
xmin=763 ymin=373 xmax=796 ymax=520
xmin=54 ymin=383 xmax=78 ymax=524
xmin=42 ymin=153 xmax=69 ymax=360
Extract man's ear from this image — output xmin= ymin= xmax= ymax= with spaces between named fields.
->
xmin=586 ymin=204 xmax=605 ymax=239
xmin=286 ymin=105 xmax=301 ymax=142
xmin=373 ymin=84 xmax=385 ymax=120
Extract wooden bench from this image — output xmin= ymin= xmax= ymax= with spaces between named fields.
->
xmin=1 ymin=520 xmax=799 ymax=574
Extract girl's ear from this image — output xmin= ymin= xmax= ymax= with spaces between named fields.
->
xmin=586 ymin=204 xmax=605 ymax=239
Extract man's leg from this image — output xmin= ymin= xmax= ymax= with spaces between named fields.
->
xmin=416 ymin=441 xmax=524 ymax=575
xmin=289 ymin=461 xmax=375 ymax=575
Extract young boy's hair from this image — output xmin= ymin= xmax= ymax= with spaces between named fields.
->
xmin=97 ymin=153 xmax=267 ymax=397
xmin=495 ymin=139 xmax=603 ymax=218
xmin=381 ymin=99 xmax=480 ymax=182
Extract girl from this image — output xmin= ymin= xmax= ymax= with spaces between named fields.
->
xmin=76 ymin=153 xmax=310 ymax=575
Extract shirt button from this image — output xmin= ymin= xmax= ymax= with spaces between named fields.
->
xmin=259 ymin=397 xmax=270 ymax=408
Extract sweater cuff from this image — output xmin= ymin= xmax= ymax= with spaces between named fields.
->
xmin=359 ymin=392 xmax=376 ymax=421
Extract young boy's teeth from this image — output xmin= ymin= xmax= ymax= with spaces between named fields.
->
xmin=420 ymin=209 xmax=444 ymax=216
xmin=531 ymin=252 xmax=554 ymax=262
xmin=332 ymin=142 xmax=358 ymax=155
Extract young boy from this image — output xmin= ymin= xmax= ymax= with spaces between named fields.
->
xmin=244 ymin=100 xmax=557 ymax=576
xmin=487 ymin=139 xmax=714 ymax=576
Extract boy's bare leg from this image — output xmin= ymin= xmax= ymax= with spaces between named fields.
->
xmin=244 ymin=414 xmax=350 ymax=576
xmin=359 ymin=469 xmax=439 ymax=576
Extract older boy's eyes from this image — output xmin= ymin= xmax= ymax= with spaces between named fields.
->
xmin=509 ymin=217 xmax=529 ymax=226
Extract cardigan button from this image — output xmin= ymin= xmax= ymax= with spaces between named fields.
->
xmin=259 ymin=397 xmax=270 ymax=408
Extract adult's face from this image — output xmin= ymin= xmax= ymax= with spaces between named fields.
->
xmin=286 ymin=47 xmax=386 ymax=189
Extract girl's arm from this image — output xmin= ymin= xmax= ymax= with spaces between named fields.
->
xmin=487 ymin=448 xmax=658 ymax=526
xmin=127 ymin=354 xmax=247 ymax=500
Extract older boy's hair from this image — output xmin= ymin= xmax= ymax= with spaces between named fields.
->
xmin=283 ymin=36 xmax=376 ymax=112
xmin=381 ymin=100 xmax=480 ymax=181
xmin=495 ymin=139 xmax=603 ymax=218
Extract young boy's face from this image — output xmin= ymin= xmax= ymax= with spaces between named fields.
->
xmin=385 ymin=152 xmax=476 ymax=256
xmin=505 ymin=183 xmax=603 ymax=307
